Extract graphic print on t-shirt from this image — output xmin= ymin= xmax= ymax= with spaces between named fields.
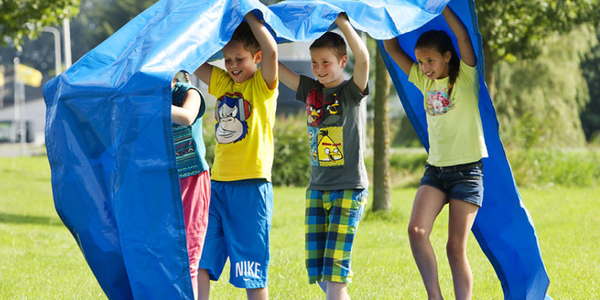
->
xmin=215 ymin=92 xmax=251 ymax=144
xmin=425 ymin=87 xmax=454 ymax=116
xmin=307 ymin=126 xmax=345 ymax=167
xmin=306 ymin=88 xmax=342 ymax=127
xmin=305 ymin=88 xmax=345 ymax=168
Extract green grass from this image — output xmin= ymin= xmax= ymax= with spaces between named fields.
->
xmin=1 ymin=157 xmax=599 ymax=299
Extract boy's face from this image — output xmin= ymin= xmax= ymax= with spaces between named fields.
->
xmin=222 ymin=40 xmax=262 ymax=84
xmin=414 ymin=47 xmax=451 ymax=80
xmin=310 ymin=47 xmax=347 ymax=88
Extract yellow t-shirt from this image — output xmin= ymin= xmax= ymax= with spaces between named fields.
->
xmin=409 ymin=61 xmax=487 ymax=167
xmin=209 ymin=67 xmax=278 ymax=181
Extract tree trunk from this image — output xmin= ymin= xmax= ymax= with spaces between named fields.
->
xmin=372 ymin=46 xmax=391 ymax=212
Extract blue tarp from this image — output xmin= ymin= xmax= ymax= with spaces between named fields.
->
xmin=43 ymin=0 xmax=550 ymax=299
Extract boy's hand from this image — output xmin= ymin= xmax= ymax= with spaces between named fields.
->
xmin=335 ymin=12 xmax=349 ymax=24
xmin=335 ymin=12 xmax=369 ymax=94
xmin=245 ymin=11 xmax=278 ymax=90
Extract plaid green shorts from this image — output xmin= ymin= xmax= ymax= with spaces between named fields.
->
xmin=305 ymin=189 xmax=368 ymax=284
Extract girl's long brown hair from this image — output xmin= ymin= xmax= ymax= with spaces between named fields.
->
xmin=415 ymin=30 xmax=460 ymax=95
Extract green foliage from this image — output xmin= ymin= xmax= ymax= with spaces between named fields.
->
xmin=0 ymin=0 xmax=156 ymax=74
xmin=493 ymin=26 xmax=597 ymax=149
xmin=581 ymin=26 xmax=600 ymax=144
xmin=365 ymin=147 xmax=599 ymax=189
xmin=391 ymin=115 xmax=423 ymax=148
xmin=69 ymin=0 xmax=157 ymax=62
xmin=507 ymin=148 xmax=600 ymax=188
xmin=271 ymin=113 xmax=311 ymax=187
xmin=0 ymin=0 xmax=80 ymax=48
xmin=477 ymin=1 xmax=600 ymax=147
xmin=477 ymin=0 xmax=600 ymax=63
xmin=365 ymin=148 xmax=427 ymax=188
xmin=201 ymin=114 xmax=216 ymax=169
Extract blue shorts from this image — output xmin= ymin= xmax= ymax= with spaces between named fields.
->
xmin=199 ymin=179 xmax=273 ymax=289
xmin=419 ymin=161 xmax=484 ymax=207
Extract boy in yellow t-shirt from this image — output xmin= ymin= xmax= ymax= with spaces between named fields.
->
xmin=193 ymin=11 xmax=278 ymax=300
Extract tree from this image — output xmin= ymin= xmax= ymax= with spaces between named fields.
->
xmin=476 ymin=0 xmax=600 ymax=98
xmin=0 ymin=0 xmax=157 ymax=77
xmin=476 ymin=1 xmax=600 ymax=149
xmin=70 ymin=0 xmax=157 ymax=62
xmin=581 ymin=27 xmax=600 ymax=144
xmin=493 ymin=26 xmax=596 ymax=149
xmin=0 ymin=0 xmax=80 ymax=48
xmin=371 ymin=40 xmax=391 ymax=212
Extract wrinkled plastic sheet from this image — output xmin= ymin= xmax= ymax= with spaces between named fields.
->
xmin=43 ymin=0 xmax=550 ymax=299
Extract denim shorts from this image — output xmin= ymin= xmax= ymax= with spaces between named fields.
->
xmin=419 ymin=160 xmax=484 ymax=207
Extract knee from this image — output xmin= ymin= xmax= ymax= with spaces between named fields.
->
xmin=446 ymin=239 xmax=466 ymax=260
xmin=407 ymin=223 xmax=429 ymax=242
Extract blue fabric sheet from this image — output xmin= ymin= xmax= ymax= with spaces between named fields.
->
xmin=43 ymin=0 xmax=550 ymax=299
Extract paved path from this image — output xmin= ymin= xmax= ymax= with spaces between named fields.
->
xmin=0 ymin=143 xmax=46 ymax=157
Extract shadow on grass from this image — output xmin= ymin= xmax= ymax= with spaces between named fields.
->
xmin=0 ymin=213 xmax=64 ymax=226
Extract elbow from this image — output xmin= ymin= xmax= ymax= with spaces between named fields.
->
xmin=357 ymin=60 xmax=369 ymax=72
xmin=181 ymin=117 xmax=195 ymax=126
xmin=383 ymin=40 xmax=391 ymax=52
xmin=456 ymin=34 xmax=471 ymax=45
xmin=175 ymin=115 xmax=196 ymax=127
xmin=264 ymin=50 xmax=277 ymax=63
xmin=383 ymin=39 xmax=396 ymax=52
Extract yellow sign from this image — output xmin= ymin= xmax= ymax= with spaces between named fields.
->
xmin=16 ymin=64 xmax=43 ymax=87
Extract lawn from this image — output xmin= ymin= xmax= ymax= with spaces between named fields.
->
xmin=0 ymin=156 xmax=598 ymax=299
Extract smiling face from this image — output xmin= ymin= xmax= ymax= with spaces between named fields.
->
xmin=414 ymin=47 xmax=451 ymax=80
xmin=310 ymin=47 xmax=347 ymax=88
xmin=222 ymin=40 xmax=261 ymax=84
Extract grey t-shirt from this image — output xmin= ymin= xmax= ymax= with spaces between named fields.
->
xmin=296 ymin=75 xmax=369 ymax=190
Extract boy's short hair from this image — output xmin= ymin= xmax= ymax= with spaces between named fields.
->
xmin=230 ymin=22 xmax=261 ymax=56
xmin=310 ymin=32 xmax=347 ymax=60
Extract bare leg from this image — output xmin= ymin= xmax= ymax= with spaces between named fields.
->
xmin=197 ymin=269 xmax=210 ymax=300
xmin=246 ymin=287 xmax=268 ymax=300
xmin=325 ymin=281 xmax=350 ymax=300
xmin=447 ymin=199 xmax=479 ymax=300
xmin=408 ymin=185 xmax=447 ymax=300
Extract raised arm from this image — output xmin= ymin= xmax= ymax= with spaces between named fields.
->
xmin=245 ymin=11 xmax=278 ymax=89
xmin=335 ymin=13 xmax=369 ymax=93
xmin=383 ymin=37 xmax=413 ymax=76
xmin=172 ymin=89 xmax=202 ymax=126
xmin=442 ymin=6 xmax=476 ymax=67
xmin=193 ymin=63 xmax=213 ymax=86
xmin=278 ymin=61 xmax=300 ymax=92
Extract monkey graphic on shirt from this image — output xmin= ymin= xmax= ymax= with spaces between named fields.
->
xmin=215 ymin=92 xmax=250 ymax=144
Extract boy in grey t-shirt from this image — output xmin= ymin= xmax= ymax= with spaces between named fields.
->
xmin=278 ymin=13 xmax=369 ymax=300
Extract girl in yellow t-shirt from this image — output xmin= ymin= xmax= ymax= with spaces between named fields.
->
xmin=383 ymin=6 xmax=487 ymax=300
